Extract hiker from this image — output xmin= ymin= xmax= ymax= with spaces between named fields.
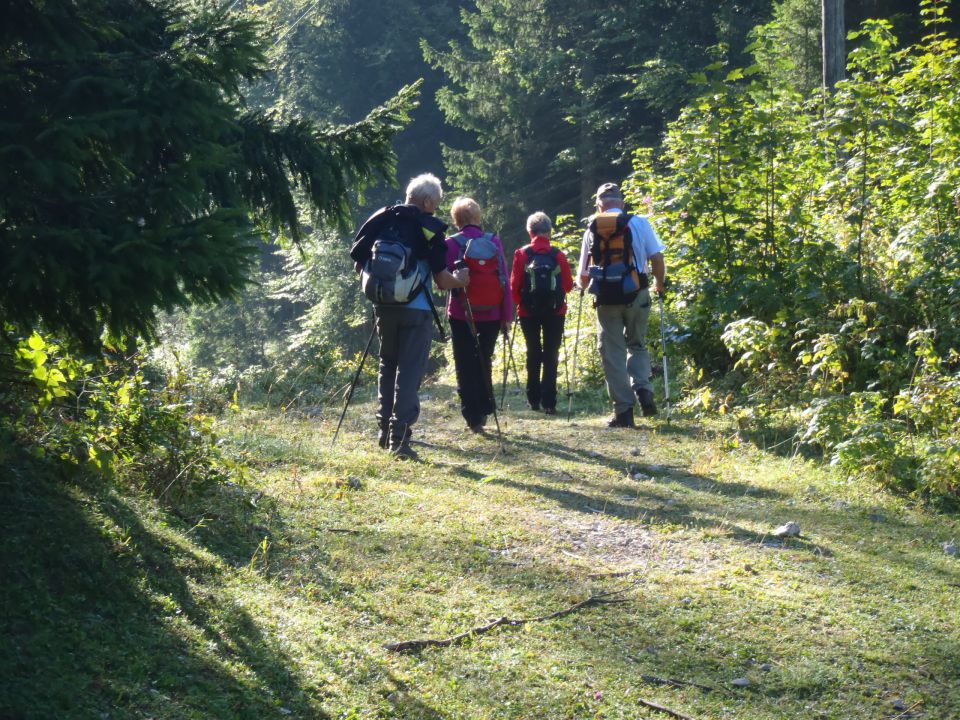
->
xmin=577 ymin=183 xmax=666 ymax=428
xmin=350 ymin=173 xmax=470 ymax=459
xmin=445 ymin=197 xmax=514 ymax=432
xmin=509 ymin=211 xmax=574 ymax=414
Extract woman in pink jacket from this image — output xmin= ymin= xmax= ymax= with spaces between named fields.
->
xmin=445 ymin=197 xmax=514 ymax=432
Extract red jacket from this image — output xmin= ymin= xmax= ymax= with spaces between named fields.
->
xmin=510 ymin=236 xmax=575 ymax=318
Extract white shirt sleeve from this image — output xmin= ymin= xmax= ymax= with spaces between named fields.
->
xmin=630 ymin=216 xmax=665 ymax=272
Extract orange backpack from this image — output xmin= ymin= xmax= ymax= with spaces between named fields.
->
xmin=587 ymin=212 xmax=644 ymax=305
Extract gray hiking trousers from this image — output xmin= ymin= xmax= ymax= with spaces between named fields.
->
xmin=375 ymin=306 xmax=433 ymax=431
xmin=596 ymin=288 xmax=653 ymax=414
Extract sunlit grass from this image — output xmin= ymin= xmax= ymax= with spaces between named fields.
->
xmin=3 ymin=382 xmax=958 ymax=719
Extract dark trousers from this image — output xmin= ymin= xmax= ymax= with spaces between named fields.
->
xmin=375 ymin=307 xmax=433 ymax=435
xmin=520 ymin=314 xmax=565 ymax=410
xmin=450 ymin=317 xmax=500 ymax=427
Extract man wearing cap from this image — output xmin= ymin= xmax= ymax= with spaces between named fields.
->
xmin=577 ymin=182 xmax=666 ymax=428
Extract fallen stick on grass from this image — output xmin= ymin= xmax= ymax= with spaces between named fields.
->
xmin=640 ymin=674 xmax=716 ymax=693
xmin=889 ymin=699 xmax=923 ymax=720
xmin=384 ymin=587 xmax=632 ymax=652
xmin=587 ymin=568 xmax=642 ymax=579
xmin=637 ymin=697 xmax=700 ymax=720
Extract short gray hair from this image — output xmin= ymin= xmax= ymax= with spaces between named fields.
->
xmin=405 ymin=173 xmax=443 ymax=205
xmin=526 ymin=211 xmax=552 ymax=236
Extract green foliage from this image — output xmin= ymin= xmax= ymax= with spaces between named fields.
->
xmin=0 ymin=0 xmax=417 ymax=346
xmin=157 ymin=230 xmax=377 ymax=410
xmin=427 ymin=0 xmax=773 ymax=240
xmin=630 ymin=0 xmax=960 ymax=499
xmin=2 ymin=329 xmax=243 ymax=500
xmin=752 ymin=0 xmax=822 ymax=94
xmin=258 ymin=0 xmax=470 ymax=203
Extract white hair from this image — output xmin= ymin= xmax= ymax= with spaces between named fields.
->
xmin=405 ymin=173 xmax=443 ymax=205
xmin=526 ymin=211 xmax=552 ymax=236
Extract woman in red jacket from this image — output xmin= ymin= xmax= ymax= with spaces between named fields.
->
xmin=509 ymin=212 xmax=574 ymax=414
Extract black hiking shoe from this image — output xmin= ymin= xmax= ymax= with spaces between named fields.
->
xmin=529 ymin=401 xmax=540 ymax=411
xmin=636 ymin=388 xmax=658 ymax=417
xmin=607 ymin=407 xmax=635 ymax=428
xmin=378 ymin=426 xmax=389 ymax=449
xmin=468 ymin=415 xmax=487 ymax=433
xmin=390 ymin=441 xmax=420 ymax=461
xmin=388 ymin=421 xmax=418 ymax=460
xmin=543 ymin=406 xmax=556 ymax=415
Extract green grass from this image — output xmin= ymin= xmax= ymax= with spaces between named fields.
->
xmin=3 ymin=382 xmax=960 ymax=719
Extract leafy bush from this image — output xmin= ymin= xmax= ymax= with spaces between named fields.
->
xmin=2 ymin=329 xmax=244 ymax=500
xmin=626 ymin=0 xmax=960 ymax=499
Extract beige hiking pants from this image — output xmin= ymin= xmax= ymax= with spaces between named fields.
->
xmin=596 ymin=288 xmax=653 ymax=414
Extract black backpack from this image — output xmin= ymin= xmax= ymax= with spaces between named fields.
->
xmin=353 ymin=205 xmax=447 ymax=340
xmin=360 ymin=223 xmax=427 ymax=305
xmin=521 ymin=247 xmax=565 ymax=316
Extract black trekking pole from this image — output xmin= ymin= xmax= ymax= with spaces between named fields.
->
xmin=499 ymin=327 xmax=509 ymax=410
xmin=658 ymin=291 xmax=671 ymax=422
xmin=505 ymin=315 xmax=521 ymax=393
xmin=456 ymin=264 xmax=505 ymax=451
xmin=561 ymin=316 xmax=570 ymax=409
xmin=566 ymin=287 xmax=585 ymax=422
xmin=331 ymin=321 xmax=377 ymax=448
xmin=500 ymin=317 xmax=523 ymax=407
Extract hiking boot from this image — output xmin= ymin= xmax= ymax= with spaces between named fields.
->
xmin=388 ymin=421 xmax=418 ymax=461
xmin=377 ymin=425 xmax=389 ymax=450
xmin=636 ymin=388 xmax=658 ymax=417
xmin=391 ymin=441 xmax=420 ymax=461
xmin=543 ymin=406 xmax=556 ymax=415
xmin=468 ymin=415 xmax=487 ymax=433
xmin=607 ymin=407 xmax=635 ymax=428
xmin=529 ymin=401 xmax=541 ymax=411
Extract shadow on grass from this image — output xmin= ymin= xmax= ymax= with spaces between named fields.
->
xmin=0 ymin=454 xmax=330 ymax=720
xmin=499 ymin=432 xmax=790 ymax=504
xmin=482 ymin=473 xmax=797 ymax=549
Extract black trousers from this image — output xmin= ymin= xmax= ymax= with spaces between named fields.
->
xmin=520 ymin=314 xmax=565 ymax=410
xmin=450 ymin=317 xmax=500 ymax=427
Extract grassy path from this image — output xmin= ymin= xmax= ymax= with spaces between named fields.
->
xmin=4 ymin=383 xmax=959 ymax=719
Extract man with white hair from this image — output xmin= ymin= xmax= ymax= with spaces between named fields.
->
xmin=577 ymin=182 xmax=666 ymax=428
xmin=350 ymin=173 xmax=469 ymax=459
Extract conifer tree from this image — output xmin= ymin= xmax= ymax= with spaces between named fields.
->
xmin=426 ymin=0 xmax=772 ymax=238
xmin=0 ymin=0 xmax=417 ymax=346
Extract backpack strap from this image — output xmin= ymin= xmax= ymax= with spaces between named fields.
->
xmin=422 ymin=285 xmax=447 ymax=342
xmin=618 ymin=213 xmax=634 ymax=268
xmin=588 ymin=215 xmax=603 ymax=265
xmin=451 ymin=232 xmax=469 ymax=260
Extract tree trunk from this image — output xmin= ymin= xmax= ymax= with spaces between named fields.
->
xmin=579 ymin=56 xmax=595 ymax=214
xmin=822 ymin=0 xmax=845 ymax=91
